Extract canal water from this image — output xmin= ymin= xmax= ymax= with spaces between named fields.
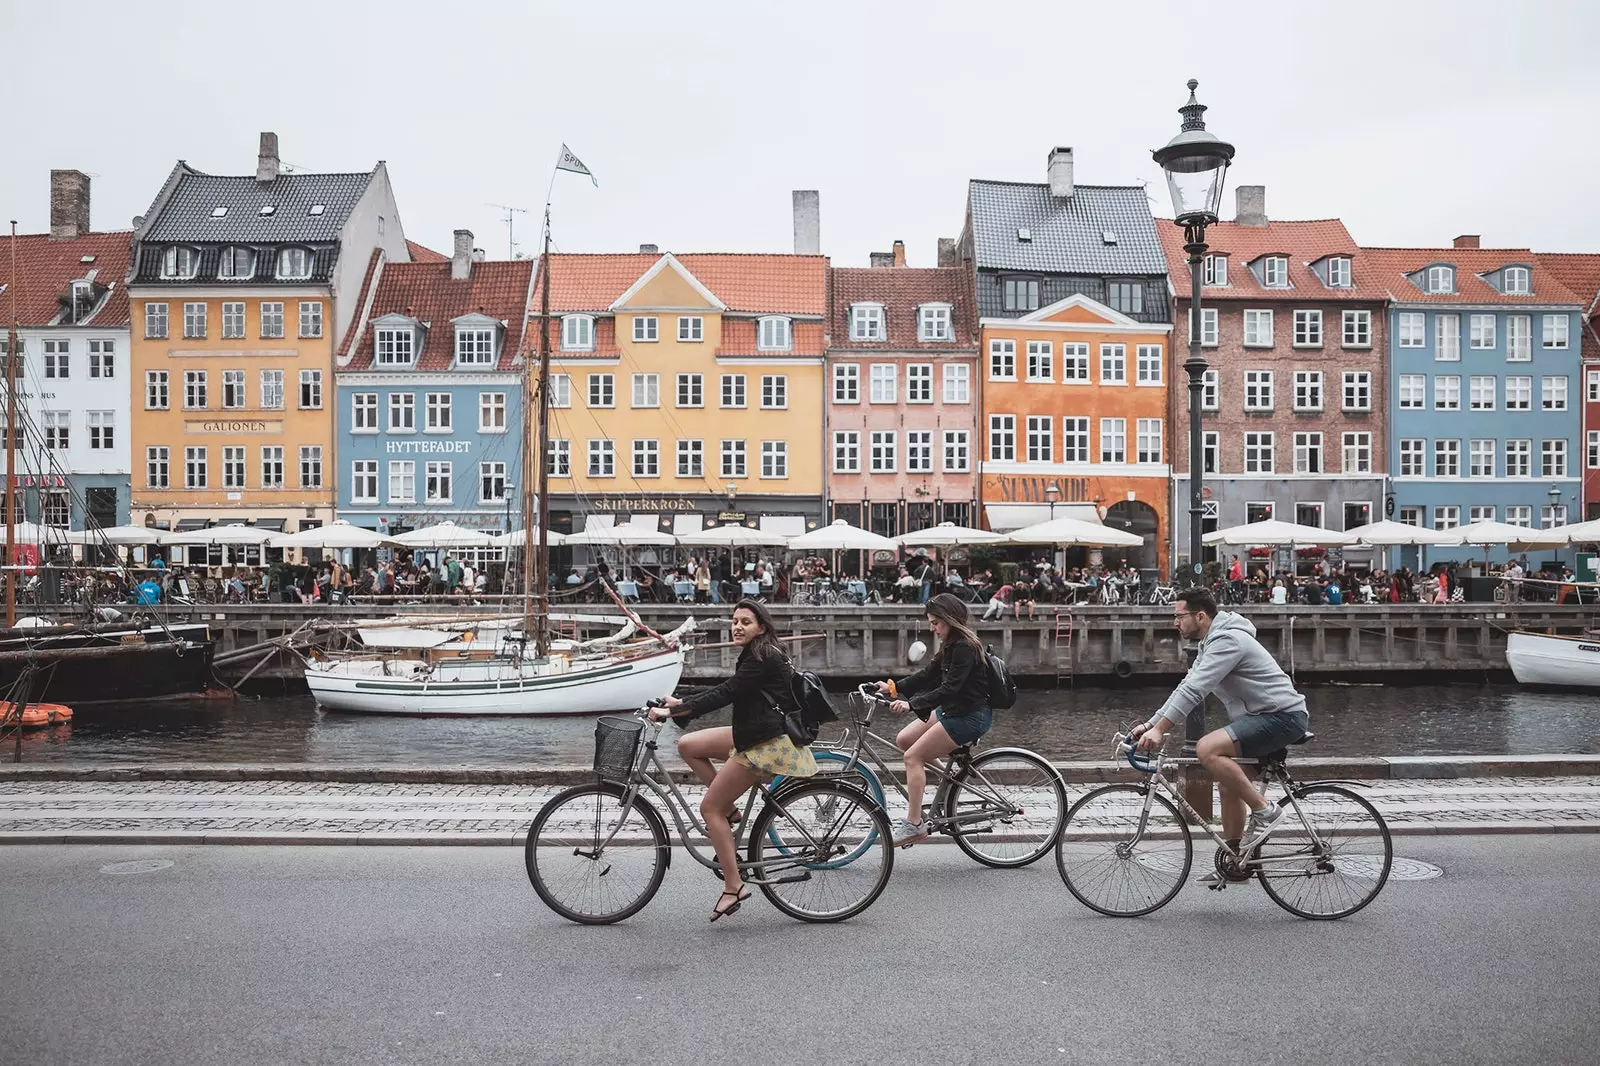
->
xmin=8 ymin=683 xmax=1597 ymax=766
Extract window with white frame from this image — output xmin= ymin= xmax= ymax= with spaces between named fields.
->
xmin=833 ymin=431 xmax=860 ymax=473
xmin=1244 ymin=370 xmax=1274 ymax=410
xmin=866 ymin=431 xmax=897 ymax=472
xmin=1506 ymin=504 xmax=1532 ymax=527
xmin=1062 ymin=417 xmax=1089 ymax=462
xmin=761 ymin=375 xmax=787 ymax=409
xmin=183 ymin=301 xmax=206 ymax=339
xmin=760 ymin=440 xmax=787 ymax=478
xmin=1434 ymin=375 xmax=1461 ymax=411
xmin=1136 ymin=344 xmax=1162 ymax=384
xmin=376 ymin=328 xmax=413 ymax=366
xmin=1469 ymin=439 xmax=1496 ymax=478
xmin=1025 ymin=416 xmax=1052 ymax=462
xmin=561 ymin=315 xmax=594 ymax=351
xmin=1244 ymin=432 xmax=1275 ymax=473
xmin=677 ymin=316 xmax=704 ymax=342
xmin=1136 ymin=418 xmax=1162 ymax=464
xmin=222 ymin=368 xmax=246 ymax=409
xmin=387 ymin=460 xmax=415 ymax=503
xmin=456 ymin=328 xmax=494 ymax=365
xmin=721 ymin=439 xmax=746 ymax=478
xmin=1589 ymin=431 xmax=1600 ymax=470
xmin=1508 ymin=315 xmax=1532 ymax=360
xmin=1243 ymin=309 xmax=1273 ymax=346
xmin=1026 ymin=341 xmax=1053 ymax=382
xmin=1542 ymin=376 xmax=1568 ymax=411
xmin=1199 ymin=308 xmax=1219 ymax=347
xmin=259 ymin=301 xmax=284 ymax=339
xmin=989 ymin=415 xmax=1015 ymax=461
xmin=1398 ymin=373 xmax=1426 ymax=409
xmin=869 ymin=364 xmax=896 ymax=403
xmin=1327 ymin=257 xmax=1352 ymax=288
xmin=1543 ymin=314 xmax=1570 ymax=349
xmin=546 ymin=440 xmax=570 ymax=477
xmin=1469 ymin=505 xmax=1496 ymax=524
xmin=1002 ymin=278 xmax=1040 ymax=311
xmin=1470 ymin=314 xmax=1496 ymax=349
xmin=943 ymin=430 xmax=970 ymax=472
xmin=261 ymin=446 xmax=284 ymax=488
xmin=721 ymin=374 xmax=745 ymax=408
xmin=479 ymin=462 xmax=507 ymax=504
xmin=1293 ymin=370 xmax=1323 ymax=411
xmin=1590 ymin=370 xmax=1600 ymax=403
xmin=907 ymin=430 xmax=933 ymax=472
xmin=1426 ymin=265 xmax=1454 ymax=294
xmin=989 ymin=339 xmax=1015 ymax=379
xmin=1202 ymin=431 xmax=1219 ymax=474
xmin=425 ymin=392 xmax=452 ymax=432
xmin=632 ymin=316 xmax=658 ymax=343
xmin=40 ymin=339 xmax=68 ymax=379
xmin=183 ymin=369 xmax=207 ymax=409
xmin=833 ymin=363 xmax=859 ymax=402
xmin=1433 ymin=506 xmax=1461 ymax=531
xmin=1099 ymin=417 xmax=1126 ymax=463
xmin=588 ymin=373 xmax=614 ymax=408
xmin=298 ymin=301 xmax=322 ymax=339
xmin=184 ymin=446 xmax=207 ymax=488
xmin=1202 ymin=368 xmax=1219 ymax=410
xmin=422 ymin=459 xmax=448 ymax=502
xmin=1398 ymin=312 xmax=1425 ymax=347
xmin=299 ymin=369 xmax=322 ymax=409
xmin=1342 ymin=310 xmax=1371 ymax=347
xmin=1247 ymin=503 xmax=1276 ymax=523
xmin=298 ymin=446 xmax=323 ymax=489
xmin=1263 ymin=257 xmax=1288 ymax=287
xmin=1504 ymin=266 xmax=1531 ymax=294
xmin=161 ymin=246 xmax=199 ymax=280
xmin=588 ymin=439 xmax=615 ymax=477
xmin=88 ymin=411 xmax=114 ymax=451
xmin=632 ymin=439 xmax=659 ymax=478
xmin=222 ymin=446 xmax=246 ymax=489
xmin=548 ymin=374 xmax=570 ymax=408
xmin=1293 ymin=432 xmax=1323 ymax=474
xmin=1542 ymin=504 xmax=1569 ymax=528
xmin=918 ymin=305 xmax=951 ymax=341
xmin=1062 ymin=342 xmax=1090 ymax=382
xmin=1435 ymin=314 xmax=1460 ymax=360
xmin=907 ymin=364 xmax=932 ymax=403
xmin=676 ymin=373 xmax=702 ymax=407
xmin=479 ymin=392 xmax=506 ymax=432
xmin=1342 ymin=371 xmax=1371 ymax=411
xmin=1542 ymin=439 xmax=1568 ymax=477
xmin=351 ymin=393 xmax=378 ymax=432
xmin=943 ymin=363 xmax=970 ymax=403
xmin=145 ymin=302 xmax=169 ymax=339
xmin=1506 ymin=375 xmax=1532 ymax=410
xmin=260 ymin=369 xmax=283 ymax=410
xmin=1398 ymin=506 xmax=1422 ymax=527
xmin=389 ymin=392 xmax=415 ymax=431
xmin=1399 ymin=439 xmax=1426 ymax=477
xmin=631 ymin=373 xmax=660 ymax=408
xmin=1470 ymin=375 xmax=1496 ymax=410
xmin=1204 ymin=255 xmax=1228 ymax=286
xmin=276 ymin=248 xmax=314 ymax=280
xmin=677 ymin=439 xmax=703 ymax=477
xmin=1506 ymin=439 xmax=1532 ymax=478
xmin=758 ymin=316 xmax=791 ymax=350
xmin=1099 ymin=344 xmax=1126 ymax=384
xmin=850 ymin=304 xmax=884 ymax=341
xmin=1435 ymin=438 xmax=1460 ymax=477
xmin=1293 ymin=309 xmax=1323 ymax=346
xmin=1342 ymin=432 xmax=1372 ymax=473
xmin=146 ymin=370 xmax=169 ymax=410
xmin=222 ymin=301 xmax=246 ymax=339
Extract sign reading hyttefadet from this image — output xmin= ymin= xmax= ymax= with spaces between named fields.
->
xmin=385 ymin=440 xmax=474 ymax=454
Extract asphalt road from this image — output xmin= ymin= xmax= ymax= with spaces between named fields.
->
xmin=0 ymin=837 xmax=1596 ymax=1066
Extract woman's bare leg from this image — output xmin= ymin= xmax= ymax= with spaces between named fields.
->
xmin=903 ymin=720 xmax=960 ymax=826
xmin=701 ymin=760 xmax=759 ymax=898
xmin=677 ymin=726 xmax=733 ymax=788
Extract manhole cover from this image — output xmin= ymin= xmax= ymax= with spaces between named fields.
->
xmin=100 ymin=859 xmax=175 ymax=875
xmin=1373 ymin=856 xmax=1443 ymax=881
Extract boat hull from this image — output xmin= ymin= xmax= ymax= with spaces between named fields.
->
xmin=0 ymin=624 xmax=216 ymax=705
xmin=305 ymin=647 xmax=685 ymax=716
xmin=1506 ymin=631 xmax=1600 ymax=689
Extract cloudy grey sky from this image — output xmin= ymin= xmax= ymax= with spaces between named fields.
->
xmin=6 ymin=0 xmax=1599 ymax=267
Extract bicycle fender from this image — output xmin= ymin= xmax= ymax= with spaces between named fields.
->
xmin=1285 ymin=779 xmax=1373 ymax=792
xmin=955 ymin=747 xmax=1068 ymax=785
xmin=605 ymin=784 xmax=673 ymax=871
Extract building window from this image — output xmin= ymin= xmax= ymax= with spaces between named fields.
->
xmin=1469 ymin=375 xmax=1496 ymax=411
xmin=1506 ymin=439 xmax=1532 ymax=478
xmin=1342 ymin=371 xmax=1371 ymax=412
xmin=1399 ymin=439 xmax=1426 ymax=477
xmin=631 ymin=316 xmax=658 ymax=343
xmin=388 ymin=461 xmax=416 ymax=503
xmin=678 ymin=316 xmax=704 ymax=342
xmin=989 ymin=339 xmax=1016 ymax=379
xmin=1342 ymin=432 xmax=1372 ymax=473
xmin=41 ymin=339 xmax=69 ymax=378
xmin=1202 ymin=431 xmax=1219 ymax=475
xmin=161 ymin=246 xmax=200 ymax=280
xmin=146 ymin=370 xmax=169 ymax=410
xmin=1243 ymin=309 xmax=1273 ymax=347
xmin=1058 ymin=417 xmax=1088 ymax=463
xmin=546 ymin=440 xmax=570 ymax=478
xmin=549 ymin=374 xmax=570 ymax=408
xmin=588 ymin=373 xmax=614 ymax=408
xmin=1398 ymin=374 xmax=1425 ymax=409
xmin=1398 ymin=506 xmax=1422 ymax=527
xmin=1099 ymin=417 xmax=1126 ymax=463
xmin=1426 ymin=265 xmax=1454 ymax=294
xmin=299 ymin=301 xmax=323 ymax=339
xmin=1542 ymin=504 xmax=1569 ymax=529
xmin=389 ymin=392 xmax=415 ymax=431
xmin=1026 ymin=341 xmax=1053 ymax=382
xmin=1244 ymin=369 xmax=1274 ymax=411
xmin=989 ymin=415 xmax=1015 ymax=461
xmin=833 ymin=363 xmax=859 ymax=403
xmin=632 ymin=439 xmax=659 ymax=478
xmin=1246 ymin=503 xmax=1276 ymax=523
xmin=1293 ymin=370 xmax=1323 ymax=411
xmin=833 ymin=431 xmax=860 ymax=473
xmin=918 ymin=305 xmax=951 ymax=341
xmin=721 ymin=439 xmax=746 ymax=478
xmin=1061 ymin=342 xmax=1090 ymax=382
xmin=221 ymin=301 xmax=246 ymax=339
xmin=758 ymin=316 xmax=791 ymax=350
xmin=1506 ymin=375 xmax=1532 ymax=410
xmin=1434 ymin=375 xmax=1461 ymax=411
xmin=423 ymin=460 xmax=450 ymax=502
xmin=907 ymin=430 xmax=933 ymax=473
xmin=1504 ymin=266 xmax=1531 ymax=294
xmin=907 ymin=364 xmax=932 ymax=403
xmin=850 ymin=304 xmax=884 ymax=341
xmin=1470 ymin=314 xmax=1496 ymax=349
xmin=183 ymin=302 xmax=207 ymax=339
xmin=299 ymin=369 xmax=322 ymax=409
xmin=376 ymin=329 xmax=414 ymax=366
xmin=298 ymin=446 xmax=323 ymax=489
xmin=1201 ymin=368 xmax=1219 ymax=410
xmin=222 ymin=369 xmax=246 ymax=409
xmin=352 ymin=392 xmax=378 ymax=431
xmin=677 ymin=439 xmax=704 ymax=478
xmin=1590 ymin=369 xmax=1600 ymax=403
xmin=1136 ymin=418 xmax=1162 ymax=464
xmin=352 ymin=460 xmax=378 ymax=503
xmin=561 ymin=315 xmax=595 ymax=351
xmin=1296 ymin=503 xmax=1324 ymax=529
xmin=869 ymin=364 xmax=897 ymax=403
xmin=1099 ymin=344 xmax=1126 ymax=384
xmin=1326 ymin=257 xmax=1352 ymax=288
xmin=184 ymin=369 xmax=207 ymax=409
xmin=721 ymin=374 xmax=746 ymax=408
xmin=942 ymin=430 xmax=970 ymax=472
xmin=588 ymin=440 xmax=615 ymax=477
xmin=475 ymin=462 xmax=507 ymax=505
xmin=869 ymin=431 xmax=898 ymax=472
xmin=1342 ymin=310 xmax=1371 ymax=347
xmin=1542 ymin=376 xmax=1568 ymax=411
xmin=146 ymin=446 xmax=169 ymax=488
xmin=184 ymin=446 xmax=207 ymax=488
xmin=145 ymin=302 xmax=169 ymax=339
xmin=1543 ymin=314 xmax=1570 ymax=349
xmin=1002 ymin=278 xmax=1039 ymax=311
xmin=261 ymin=446 xmax=284 ymax=488
xmin=761 ymin=375 xmax=787 ymax=409
xmin=1435 ymin=314 xmax=1460 ymax=360
xmin=42 ymin=410 xmax=70 ymax=450
xmin=632 ymin=373 xmax=660 ymax=408
xmin=82 ymin=340 xmax=113 ymax=380
xmin=761 ymin=441 xmax=787 ymax=479
xmin=277 ymin=248 xmax=314 ymax=279
xmin=1293 ymin=309 xmax=1323 ymax=346
xmin=456 ymin=328 xmax=495 ymax=365
xmin=1244 ymin=432 xmax=1274 ymax=473
xmin=1542 ymin=439 xmax=1568 ymax=477
xmin=1025 ymin=416 xmax=1052 ymax=463
xmin=1136 ymin=345 xmax=1162 ymax=385
xmin=1262 ymin=257 xmax=1288 ymax=287
xmin=1107 ymin=281 xmax=1143 ymax=314
xmin=1506 ymin=504 xmax=1532 ymax=527
xmin=260 ymin=369 xmax=284 ymax=410
xmin=1204 ymin=255 xmax=1228 ymax=286
xmin=222 ymin=446 xmax=246 ymax=489
xmin=1507 ymin=315 xmax=1532 ymax=361
xmin=255 ymin=301 xmax=284 ymax=339
xmin=1469 ymin=505 xmax=1495 ymax=524
xmin=1589 ymin=431 xmax=1600 ymax=470
xmin=479 ymin=392 xmax=506 ymax=432
xmin=425 ymin=392 xmax=452 ymax=432
xmin=85 ymin=410 xmax=113 ymax=451
xmin=1433 ymin=506 xmax=1461 ymax=531
xmin=1398 ymin=312 xmax=1425 ymax=347
xmin=1199 ymin=308 xmax=1219 ymax=347
xmin=1435 ymin=439 xmax=1460 ymax=477
xmin=1469 ymin=439 xmax=1496 ymax=479
xmin=1293 ymin=432 xmax=1323 ymax=474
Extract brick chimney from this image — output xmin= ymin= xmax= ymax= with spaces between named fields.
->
xmin=1047 ymin=147 xmax=1074 ymax=199
xmin=1453 ymin=234 xmax=1480 ymax=249
xmin=452 ymin=229 xmax=474 ymax=280
xmin=639 ymin=243 xmax=659 ymax=254
xmin=869 ymin=252 xmax=894 ymax=268
xmin=792 ymin=190 xmax=820 ymax=255
xmin=936 ymin=238 xmax=956 ymax=268
xmin=49 ymin=170 xmax=90 ymax=240
xmin=1236 ymin=185 xmax=1268 ymax=227
xmin=255 ymin=132 xmax=281 ymax=183
xmin=892 ymin=240 xmax=906 ymax=267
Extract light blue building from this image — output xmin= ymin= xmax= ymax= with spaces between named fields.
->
xmin=334 ymin=235 xmax=534 ymax=557
xmin=1372 ymin=243 xmax=1585 ymax=565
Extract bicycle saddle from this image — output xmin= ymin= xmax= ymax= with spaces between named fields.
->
xmin=1257 ymin=731 xmax=1314 ymax=766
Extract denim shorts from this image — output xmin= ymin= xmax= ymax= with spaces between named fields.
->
xmin=1224 ymin=709 xmax=1311 ymax=758
xmin=935 ymin=706 xmax=994 ymax=747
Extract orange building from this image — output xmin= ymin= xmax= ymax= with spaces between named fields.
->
xmin=979 ymin=294 xmax=1172 ymax=571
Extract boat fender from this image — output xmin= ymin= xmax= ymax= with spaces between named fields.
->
xmin=1113 ymin=660 xmax=1134 ymax=679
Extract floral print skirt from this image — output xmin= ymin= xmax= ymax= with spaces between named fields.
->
xmin=729 ymin=735 xmax=817 ymax=781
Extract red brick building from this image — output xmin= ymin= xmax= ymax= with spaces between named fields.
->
xmin=1536 ymin=253 xmax=1600 ymax=520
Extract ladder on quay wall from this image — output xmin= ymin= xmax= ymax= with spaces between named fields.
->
xmin=1053 ymin=609 xmax=1075 ymax=687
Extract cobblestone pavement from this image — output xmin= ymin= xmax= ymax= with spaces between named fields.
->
xmin=0 ymin=775 xmax=1596 ymax=843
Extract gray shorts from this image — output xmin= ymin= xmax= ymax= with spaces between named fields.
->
xmin=1224 ymin=709 xmax=1310 ymax=758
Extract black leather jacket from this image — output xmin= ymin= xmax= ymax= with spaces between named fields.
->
xmin=677 ymin=644 xmax=795 ymax=751
xmin=896 ymin=639 xmax=989 ymax=718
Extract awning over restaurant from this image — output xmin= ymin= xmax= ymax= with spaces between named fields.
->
xmin=759 ymin=515 xmax=805 ymax=538
xmin=672 ymin=514 xmax=704 ymax=535
xmin=983 ymin=503 xmax=1099 ymax=532
xmin=174 ymin=518 xmax=207 ymax=531
xmin=253 ymin=518 xmax=287 ymax=531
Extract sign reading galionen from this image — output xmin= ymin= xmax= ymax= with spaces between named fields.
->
xmin=185 ymin=419 xmax=285 ymax=435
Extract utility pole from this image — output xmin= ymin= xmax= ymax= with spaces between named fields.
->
xmin=487 ymin=203 xmax=530 ymax=259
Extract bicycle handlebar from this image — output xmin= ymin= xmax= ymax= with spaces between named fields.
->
xmin=1112 ymin=731 xmax=1160 ymax=774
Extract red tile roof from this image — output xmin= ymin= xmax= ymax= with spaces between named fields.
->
xmin=0 ymin=230 xmax=132 ymax=327
xmin=720 ymin=318 xmax=826 ymax=356
xmin=828 ymin=267 xmax=979 ymax=351
xmin=341 ymin=257 xmax=535 ymax=371
xmin=1536 ymin=253 xmax=1600 ymax=315
xmin=1361 ymin=246 xmax=1583 ymax=305
xmin=406 ymin=240 xmax=449 ymax=263
xmin=530 ymin=253 xmax=828 ymax=316
xmin=1158 ymin=219 xmax=1385 ymax=301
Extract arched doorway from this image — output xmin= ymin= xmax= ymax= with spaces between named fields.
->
xmin=1104 ymin=501 xmax=1160 ymax=574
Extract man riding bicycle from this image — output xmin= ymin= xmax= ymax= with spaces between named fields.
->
xmin=1130 ymin=588 xmax=1310 ymax=885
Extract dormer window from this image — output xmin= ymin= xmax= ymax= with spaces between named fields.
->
xmin=308 ymin=204 xmax=325 ymax=216
xmin=918 ymin=304 xmax=952 ymax=342
xmin=758 ymin=316 xmax=792 ymax=351
xmin=454 ymin=326 xmax=496 ymax=366
xmin=850 ymin=304 xmax=885 ymax=341
xmin=1262 ymin=256 xmax=1289 ymax=287
xmin=160 ymin=246 xmax=200 ymax=280
xmin=1503 ymin=266 xmax=1531 ymax=295
xmin=276 ymin=247 xmax=314 ymax=280
xmin=1203 ymin=255 xmax=1228 ymax=286
xmin=218 ymin=246 xmax=255 ymax=280
xmin=375 ymin=327 xmax=416 ymax=366
xmin=1426 ymin=265 xmax=1454 ymax=294
xmin=561 ymin=314 xmax=595 ymax=351
xmin=1326 ymin=257 xmax=1352 ymax=288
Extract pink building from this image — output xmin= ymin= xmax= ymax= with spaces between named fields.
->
xmin=825 ymin=247 xmax=980 ymax=536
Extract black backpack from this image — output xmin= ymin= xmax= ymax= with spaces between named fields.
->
xmin=984 ymin=645 xmax=1018 ymax=710
xmin=781 ymin=669 xmax=839 ymax=746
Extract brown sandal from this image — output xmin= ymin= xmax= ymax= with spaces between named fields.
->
xmin=726 ymin=808 xmax=742 ymax=827
xmin=710 ymin=887 xmax=751 ymax=922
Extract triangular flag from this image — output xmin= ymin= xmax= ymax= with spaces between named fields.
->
xmin=556 ymin=144 xmax=598 ymax=187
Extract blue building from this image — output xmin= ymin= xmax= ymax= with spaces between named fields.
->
xmin=334 ymin=232 xmax=534 ymax=556
xmin=1369 ymin=241 xmax=1585 ymax=564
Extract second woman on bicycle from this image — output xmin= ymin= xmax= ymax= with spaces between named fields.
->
xmin=874 ymin=593 xmax=992 ymax=846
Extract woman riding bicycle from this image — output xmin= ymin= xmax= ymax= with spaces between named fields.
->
xmin=873 ymin=593 xmax=992 ymax=846
xmin=651 ymin=598 xmax=816 ymax=921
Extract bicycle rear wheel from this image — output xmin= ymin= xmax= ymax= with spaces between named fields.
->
xmin=1255 ymin=784 xmax=1391 ymax=920
xmin=1055 ymin=784 xmax=1191 ymax=917
xmin=944 ymin=748 xmax=1066 ymax=868
xmin=747 ymin=778 xmax=893 ymax=923
xmin=525 ymin=782 xmax=669 ymax=925
xmin=769 ymin=749 xmax=886 ymax=868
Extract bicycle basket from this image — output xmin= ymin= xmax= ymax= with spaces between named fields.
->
xmin=593 ymin=716 xmax=645 ymax=781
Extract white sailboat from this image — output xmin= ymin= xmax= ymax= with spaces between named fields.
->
xmin=1506 ymin=630 xmax=1600 ymax=690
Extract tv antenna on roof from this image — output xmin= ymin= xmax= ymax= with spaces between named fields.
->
xmin=487 ymin=202 xmax=530 ymax=259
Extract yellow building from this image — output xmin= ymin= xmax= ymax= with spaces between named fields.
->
xmin=127 ymin=132 xmax=408 ymax=552
xmin=531 ymin=252 xmax=828 ymax=547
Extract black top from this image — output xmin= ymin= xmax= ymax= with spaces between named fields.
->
xmin=677 ymin=643 xmax=795 ymax=751
xmin=896 ymin=638 xmax=990 ymax=718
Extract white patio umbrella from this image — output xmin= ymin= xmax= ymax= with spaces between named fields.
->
xmin=62 ymin=524 xmax=164 ymax=546
xmin=563 ymin=524 xmax=677 ymax=547
xmin=1444 ymin=520 xmax=1566 ymax=552
xmin=391 ymin=521 xmax=499 ymax=549
xmin=272 ymin=520 xmax=402 ymax=551
xmin=1346 ymin=520 xmax=1461 ymax=547
xmin=1551 ymin=517 xmax=1600 ymax=545
xmin=1203 ymin=519 xmax=1357 ymax=547
xmin=161 ymin=523 xmax=280 ymax=546
xmin=2 ymin=521 xmax=70 ymax=545
xmin=787 ymin=519 xmax=899 ymax=552
xmin=676 ymin=524 xmax=782 ymax=548
xmin=492 ymin=527 xmax=568 ymax=547
xmin=1005 ymin=516 xmax=1144 ymax=548
xmin=896 ymin=522 xmax=1008 ymax=548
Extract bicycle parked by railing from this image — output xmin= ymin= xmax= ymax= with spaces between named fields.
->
xmin=1055 ymin=730 xmax=1392 ymax=920
xmin=772 ymin=685 xmax=1068 ymax=868
xmin=525 ymin=701 xmax=895 ymax=925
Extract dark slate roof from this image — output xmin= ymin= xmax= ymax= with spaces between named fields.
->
xmin=142 ymin=166 xmax=376 ymax=243
xmin=968 ymin=180 xmax=1167 ymax=276
xmin=130 ymin=242 xmax=340 ymax=286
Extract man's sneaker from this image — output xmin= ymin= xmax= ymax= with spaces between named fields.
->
xmin=890 ymin=819 xmax=929 ymax=847
xmin=1196 ymin=870 xmax=1227 ymax=890
xmin=1242 ymin=805 xmax=1286 ymax=849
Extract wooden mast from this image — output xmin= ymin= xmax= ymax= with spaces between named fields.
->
xmin=4 ymin=222 xmax=17 ymax=627
xmin=527 ymin=208 xmax=553 ymax=657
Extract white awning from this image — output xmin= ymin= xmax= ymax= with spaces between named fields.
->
xmin=583 ymin=514 xmax=617 ymax=532
xmin=673 ymin=514 xmax=704 ymax=535
xmin=984 ymin=503 xmax=1099 ymax=532
xmin=759 ymin=515 xmax=806 ymax=537
xmin=626 ymin=513 xmax=659 ymax=532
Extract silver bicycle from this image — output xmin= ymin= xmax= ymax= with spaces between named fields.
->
xmin=1055 ymin=731 xmax=1392 ymax=920
xmin=525 ymin=703 xmax=894 ymax=925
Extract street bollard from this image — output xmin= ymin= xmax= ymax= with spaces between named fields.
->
xmin=1178 ymin=645 xmax=1214 ymax=822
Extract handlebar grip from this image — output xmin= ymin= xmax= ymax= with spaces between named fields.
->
xmin=645 ymin=697 xmax=666 ymax=708
xmin=1122 ymin=745 xmax=1159 ymax=774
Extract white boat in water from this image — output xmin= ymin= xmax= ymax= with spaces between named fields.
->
xmin=1506 ymin=631 xmax=1600 ymax=689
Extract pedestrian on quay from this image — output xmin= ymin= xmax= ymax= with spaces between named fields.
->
xmin=694 ymin=558 xmax=711 ymax=604
xmin=982 ymin=580 xmax=1014 ymax=620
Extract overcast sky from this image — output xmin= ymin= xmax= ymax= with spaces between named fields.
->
xmin=7 ymin=0 xmax=1599 ymax=268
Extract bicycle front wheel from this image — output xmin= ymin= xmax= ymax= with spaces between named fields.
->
xmin=1055 ymin=784 xmax=1191 ymax=917
xmin=1255 ymin=784 xmax=1391 ymax=920
xmin=747 ymin=778 xmax=893 ymax=923
xmin=525 ymin=782 xmax=669 ymax=925
xmin=944 ymin=748 xmax=1066 ymax=868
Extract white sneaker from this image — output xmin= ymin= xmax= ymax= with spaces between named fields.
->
xmin=1242 ymin=805 xmax=1286 ymax=849
xmin=890 ymin=818 xmax=929 ymax=847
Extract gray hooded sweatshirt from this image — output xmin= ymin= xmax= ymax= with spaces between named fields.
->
xmin=1148 ymin=612 xmax=1308 ymax=729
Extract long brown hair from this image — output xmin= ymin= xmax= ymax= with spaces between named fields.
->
xmin=732 ymin=598 xmax=786 ymax=662
xmin=925 ymin=593 xmax=982 ymax=655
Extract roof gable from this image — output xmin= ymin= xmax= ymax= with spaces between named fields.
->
xmin=610 ymin=254 xmax=726 ymax=311
xmin=1022 ymin=292 xmax=1135 ymax=327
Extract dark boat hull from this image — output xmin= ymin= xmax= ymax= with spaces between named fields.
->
xmin=0 ymin=624 xmax=218 ymax=705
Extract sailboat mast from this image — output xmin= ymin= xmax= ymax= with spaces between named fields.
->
xmin=4 ymin=222 xmax=17 ymax=628
xmin=529 ymin=207 xmax=553 ymax=657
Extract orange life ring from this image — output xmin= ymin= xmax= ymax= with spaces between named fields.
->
xmin=1 ymin=702 xmax=74 ymax=727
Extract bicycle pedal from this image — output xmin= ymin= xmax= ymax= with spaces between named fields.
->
xmin=1206 ymin=880 xmax=1227 ymax=892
